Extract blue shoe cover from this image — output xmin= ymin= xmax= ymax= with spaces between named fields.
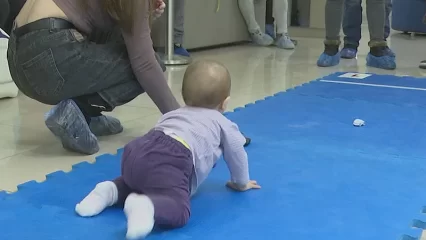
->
xmin=340 ymin=48 xmax=357 ymax=59
xmin=45 ymin=100 xmax=99 ymax=155
xmin=317 ymin=52 xmax=340 ymax=67
xmin=366 ymin=53 xmax=396 ymax=70
xmin=89 ymin=115 xmax=123 ymax=136
xmin=174 ymin=46 xmax=190 ymax=57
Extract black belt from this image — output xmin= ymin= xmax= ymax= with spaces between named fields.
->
xmin=13 ymin=18 xmax=75 ymax=38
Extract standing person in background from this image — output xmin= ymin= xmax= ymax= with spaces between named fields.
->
xmin=265 ymin=0 xmax=297 ymax=45
xmin=317 ymin=0 xmax=396 ymax=70
xmin=238 ymin=0 xmax=295 ymax=49
xmin=341 ymin=0 xmax=394 ymax=59
xmin=173 ymin=0 xmax=190 ymax=57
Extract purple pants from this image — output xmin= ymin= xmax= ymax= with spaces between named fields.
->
xmin=113 ymin=130 xmax=193 ymax=229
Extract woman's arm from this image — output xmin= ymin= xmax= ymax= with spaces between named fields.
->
xmin=121 ymin=1 xmax=180 ymax=114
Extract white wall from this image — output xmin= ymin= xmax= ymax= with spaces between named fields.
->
xmin=310 ymin=0 xmax=326 ymax=28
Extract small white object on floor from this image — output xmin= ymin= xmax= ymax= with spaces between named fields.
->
xmin=353 ymin=119 xmax=365 ymax=127
xmin=124 ymin=193 xmax=155 ymax=240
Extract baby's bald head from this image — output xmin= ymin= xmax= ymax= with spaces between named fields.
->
xmin=182 ymin=60 xmax=231 ymax=110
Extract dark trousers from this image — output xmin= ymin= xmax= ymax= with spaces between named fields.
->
xmin=113 ymin=131 xmax=193 ymax=228
xmin=7 ymin=21 xmax=165 ymax=119
xmin=266 ymin=0 xmax=274 ymax=24
xmin=342 ymin=0 xmax=392 ymax=47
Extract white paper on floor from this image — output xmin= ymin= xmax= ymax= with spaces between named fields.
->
xmin=353 ymin=119 xmax=365 ymax=127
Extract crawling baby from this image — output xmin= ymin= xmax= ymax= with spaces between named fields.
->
xmin=75 ymin=59 xmax=260 ymax=239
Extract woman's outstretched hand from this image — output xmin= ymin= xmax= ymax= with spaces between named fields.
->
xmin=153 ymin=0 xmax=166 ymax=19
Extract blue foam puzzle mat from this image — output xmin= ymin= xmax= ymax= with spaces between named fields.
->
xmin=2 ymin=72 xmax=426 ymax=240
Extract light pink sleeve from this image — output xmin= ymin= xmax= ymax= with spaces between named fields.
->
xmin=221 ymin=119 xmax=250 ymax=187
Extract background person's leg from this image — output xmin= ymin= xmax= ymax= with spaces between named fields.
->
xmin=274 ymin=0 xmax=289 ymax=35
xmin=382 ymin=0 xmax=395 ymax=57
xmin=341 ymin=0 xmax=362 ymax=59
xmin=238 ymin=0 xmax=261 ymax=32
xmin=384 ymin=0 xmax=392 ymax=40
xmin=173 ymin=0 xmax=190 ymax=57
xmin=238 ymin=0 xmax=274 ymax=46
xmin=173 ymin=0 xmax=184 ymax=45
xmin=274 ymin=0 xmax=295 ymax=49
xmin=365 ymin=0 xmax=396 ymax=70
xmin=366 ymin=0 xmax=385 ymax=46
xmin=265 ymin=0 xmax=275 ymax=37
xmin=324 ymin=0 xmax=345 ymax=44
xmin=317 ymin=0 xmax=345 ymax=67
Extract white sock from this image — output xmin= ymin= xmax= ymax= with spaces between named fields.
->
xmin=124 ymin=193 xmax=155 ymax=240
xmin=75 ymin=181 xmax=118 ymax=217
xmin=238 ymin=0 xmax=261 ymax=32
xmin=274 ymin=0 xmax=289 ymax=34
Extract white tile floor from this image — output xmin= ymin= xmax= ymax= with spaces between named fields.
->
xmin=0 ymin=30 xmax=426 ymax=194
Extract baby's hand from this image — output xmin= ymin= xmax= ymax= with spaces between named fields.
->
xmin=226 ymin=180 xmax=261 ymax=192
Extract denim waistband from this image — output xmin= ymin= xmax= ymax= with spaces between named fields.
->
xmin=13 ymin=18 xmax=74 ymax=38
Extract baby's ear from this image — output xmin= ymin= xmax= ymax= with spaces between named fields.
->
xmin=221 ymin=96 xmax=231 ymax=112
